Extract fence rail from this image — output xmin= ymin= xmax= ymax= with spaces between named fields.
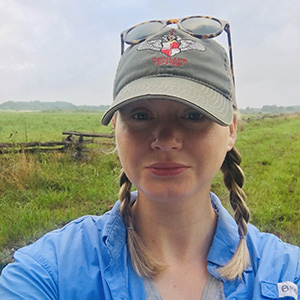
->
xmin=62 ymin=131 xmax=114 ymax=138
xmin=0 ymin=131 xmax=114 ymax=155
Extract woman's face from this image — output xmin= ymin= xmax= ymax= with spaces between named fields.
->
xmin=114 ymin=99 xmax=236 ymax=204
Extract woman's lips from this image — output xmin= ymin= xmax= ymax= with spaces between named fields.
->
xmin=146 ymin=162 xmax=189 ymax=176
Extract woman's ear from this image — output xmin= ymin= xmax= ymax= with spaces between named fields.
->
xmin=112 ymin=118 xmax=116 ymax=129
xmin=227 ymin=117 xmax=237 ymax=151
xmin=111 ymin=112 xmax=118 ymax=129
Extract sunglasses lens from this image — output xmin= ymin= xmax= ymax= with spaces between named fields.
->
xmin=181 ymin=17 xmax=222 ymax=36
xmin=125 ymin=21 xmax=165 ymax=43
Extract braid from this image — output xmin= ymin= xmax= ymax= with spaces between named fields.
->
xmin=119 ymin=171 xmax=132 ymax=225
xmin=118 ymin=170 xmax=164 ymax=278
xmin=218 ymin=147 xmax=250 ymax=280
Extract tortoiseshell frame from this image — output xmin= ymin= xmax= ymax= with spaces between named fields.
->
xmin=120 ymin=16 xmax=235 ymax=84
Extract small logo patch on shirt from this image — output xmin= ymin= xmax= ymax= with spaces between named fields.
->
xmin=278 ymin=281 xmax=298 ymax=299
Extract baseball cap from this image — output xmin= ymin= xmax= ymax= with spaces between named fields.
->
xmin=101 ymin=27 xmax=236 ymax=126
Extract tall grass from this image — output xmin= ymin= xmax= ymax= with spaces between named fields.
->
xmin=0 ymin=150 xmax=121 ymax=270
xmin=0 ymin=111 xmax=113 ymax=143
xmin=0 ymin=151 xmax=120 ymax=242
xmin=236 ymin=115 xmax=300 ymax=244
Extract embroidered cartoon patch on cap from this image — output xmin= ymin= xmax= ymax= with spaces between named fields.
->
xmin=137 ymin=29 xmax=206 ymax=57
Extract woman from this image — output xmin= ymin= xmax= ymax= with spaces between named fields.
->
xmin=0 ymin=16 xmax=299 ymax=300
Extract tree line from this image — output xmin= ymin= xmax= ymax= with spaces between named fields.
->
xmin=0 ymin=101 xmax=299 ymax=114
xmin=240 ymin=105 xmax=300 ymax=114
xmin=0 ymin=101 xmax=109 ymax=112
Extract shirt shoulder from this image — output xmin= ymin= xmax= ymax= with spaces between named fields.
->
xmin=246 ymin=225 xmax=300 ymax=299
xmin=247 ymin=224 xmax=300 ymax=278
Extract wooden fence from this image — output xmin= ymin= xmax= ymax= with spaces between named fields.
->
xmin=0 ymin=131 xmax=114 ymax=155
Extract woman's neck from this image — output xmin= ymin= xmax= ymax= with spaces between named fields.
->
xmin=131 ymin=191 xmax=218 ymax=265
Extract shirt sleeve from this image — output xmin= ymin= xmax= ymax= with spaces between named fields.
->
xmin=0 ymin=251 xmax=58 ymax=300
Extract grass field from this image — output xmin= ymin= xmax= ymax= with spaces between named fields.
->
xmin=0 ymin=111 xmax=113 ymax=143
xmin=0 ymin=111 xmax=299 ymax=270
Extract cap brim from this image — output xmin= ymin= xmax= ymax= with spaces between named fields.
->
xmin=101 ymin=77 xmax=233 ymax=126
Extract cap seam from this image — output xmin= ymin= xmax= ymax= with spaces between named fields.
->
xmin=222 ymin=54 xmax=233 ymax=96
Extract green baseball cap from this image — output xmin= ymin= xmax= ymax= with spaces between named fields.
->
xmin=101 ymin=28 xmax=236 ymax=126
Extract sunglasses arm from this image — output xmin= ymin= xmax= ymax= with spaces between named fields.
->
xmin=121 ymin=34 xmax=125 ymax=55
xmin=225 ymin=24 xmax=235 ymax=85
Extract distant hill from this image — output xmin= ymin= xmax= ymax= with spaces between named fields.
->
xmin=0 ymin=101 xmax=110 ymax=112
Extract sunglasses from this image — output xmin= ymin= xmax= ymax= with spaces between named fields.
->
xmin=120 ymin=16 xmax=235 ymax=84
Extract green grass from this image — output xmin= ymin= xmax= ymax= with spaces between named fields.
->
xmin=212 ymin=114 xmax=300 ymax=245
xmin=0 ymin=111 xmax=113 ymax=143
xmin=0 ymin=152 xmax=120 ymax=239
xmin=235 ymin=115 xmax=300 ymax=243
xmin=0 ymin=112 xmax=299 ymax=270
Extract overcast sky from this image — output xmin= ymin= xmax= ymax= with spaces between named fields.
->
xmin=0 ymin=0 xmax=299 ymax=108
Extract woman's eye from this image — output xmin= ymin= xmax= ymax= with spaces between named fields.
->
xmin=183 ymin=112 xmax=204 ymax=121
xmin=131 ymin=112 xmax=151 ymax=121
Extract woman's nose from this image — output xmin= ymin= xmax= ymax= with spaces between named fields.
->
xmin=150 ymin=122 xmax=183 ymax=151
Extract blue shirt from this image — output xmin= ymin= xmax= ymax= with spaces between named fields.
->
xmin=0 ymin=192 xmax=299 ymax=299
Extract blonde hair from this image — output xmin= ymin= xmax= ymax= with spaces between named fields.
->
xmin=118 ymin=118 xmax=250 ymax=280
xmin=118 ymin=171 xmax=164 ymax=278
xmin=218 ymin=147 xmax=250 ymax=280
